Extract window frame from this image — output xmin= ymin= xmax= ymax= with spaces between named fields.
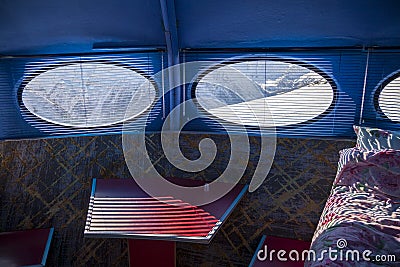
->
xmin=16 ymin=57 xmax=161 ymax=137
xmin=373 ymin=70 xmax=400 ymax=123
xmin=190 ymin=56 xmax=338 ymax=132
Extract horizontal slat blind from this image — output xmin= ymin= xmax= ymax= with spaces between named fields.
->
xmin=0 ymin=51 xmax=165 ymax=140
xmin=182 ymin=50 xmax=367 ymax=138
xmin=2 ymin=49 xmax=398 ymax=140
xmin=362 ymin=51 xmax=400 ymax=131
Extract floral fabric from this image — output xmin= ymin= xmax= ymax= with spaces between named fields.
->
xmin=306 ymin=147 xmax=400 ymax=266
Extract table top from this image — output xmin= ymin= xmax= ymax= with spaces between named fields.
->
xmin=0 ymin=227 xmax=53 ymax=267
xmin=84 ymin=178 xmax=247 ymax=244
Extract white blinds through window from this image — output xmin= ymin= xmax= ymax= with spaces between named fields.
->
xmin=183 ymin=51 xmax=364 ymax=138
xmin=378 ymin=76 xmax=400 ymax=123
xmin=22 ymin=62 xmax=156 ymax=128
xmin=195 ymin=60 xmax=334 ymax=128
xmin=0 ymin=51 xmax=164 ymax=140
xmin=360 ymin=50 xmax=400 ymax=131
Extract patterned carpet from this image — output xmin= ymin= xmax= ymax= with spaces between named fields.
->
xmin=0 ymin=133 xmax=354 ymax=266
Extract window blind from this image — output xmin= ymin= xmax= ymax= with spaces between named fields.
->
xmin=181 ymin=50 xmax=367 ymax=138
xmin=362 ymin=51 xmax=400 ymax=131
xmin=0 ymin=51 xmax=165 ymax=140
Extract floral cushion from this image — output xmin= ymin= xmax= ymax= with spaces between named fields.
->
xmin=354 ymin=125 xmax=400 ymax=151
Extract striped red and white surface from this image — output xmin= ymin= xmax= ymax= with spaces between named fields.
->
xmin=84 ymin=178 xmax=247 ymax=243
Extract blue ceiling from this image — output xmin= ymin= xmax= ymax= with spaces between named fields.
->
xmin=0 ymin=0 xmax=400 ymax=54
xmin=176 ymin=0 xmax=400 ymax=48
xmin=0 ymin=0 xmax=165 ymax=54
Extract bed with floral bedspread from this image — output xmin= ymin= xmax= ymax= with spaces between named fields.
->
xmin=306 ymin=127 xmax=400 ymax=266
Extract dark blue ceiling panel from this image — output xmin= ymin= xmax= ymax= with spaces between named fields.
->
xmin=175 ymin=0 xmax=400 ymax=48
xmin=1 ymin=0 xmax=400 ymax=54
xmin=0 ymin=0 xmax=165 ymax=54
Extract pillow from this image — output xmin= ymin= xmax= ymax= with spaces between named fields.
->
xmin=353 ymin=125 xmax=400 ymax=150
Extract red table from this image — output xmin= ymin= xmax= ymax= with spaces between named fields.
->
xmin=84 ymin=178 xmax=247 ymax=267
xmin=0 ymin=227 xmax=54 ymax=267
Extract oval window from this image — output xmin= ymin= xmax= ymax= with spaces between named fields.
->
xmin=378 ymin=76 xmax=400 ymax=122
xmin=22 ymin=63 xmax=156 ymax=128
xmin=195 ymin=60 xmax=334 ymax=127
